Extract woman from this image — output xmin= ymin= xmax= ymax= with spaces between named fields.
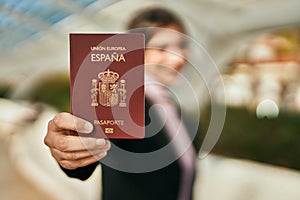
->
xmin=44 ymin=7 xmax=200 ymax=200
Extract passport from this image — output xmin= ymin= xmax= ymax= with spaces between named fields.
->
xmin=70 ymin=33 xmax=145 ymax=139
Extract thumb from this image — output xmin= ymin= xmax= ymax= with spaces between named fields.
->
xmin=74 ymin=116 xmax=94 ymax=134
xmin=51 ymin=112 xmax=94 ymax=134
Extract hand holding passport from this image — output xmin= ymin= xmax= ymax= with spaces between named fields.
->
xmin=44 ymin=112 xmax=111 ymax=170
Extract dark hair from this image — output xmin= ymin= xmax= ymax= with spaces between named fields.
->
xmin=127 ymin=7 xmax=186 ymax=44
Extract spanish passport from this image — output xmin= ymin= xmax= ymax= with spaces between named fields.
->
xmin=70 ymin=33 xmax=145 ymax=139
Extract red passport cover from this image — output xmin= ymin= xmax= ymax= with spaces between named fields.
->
xmin=70 ymin=33 xmax=145 ymax=139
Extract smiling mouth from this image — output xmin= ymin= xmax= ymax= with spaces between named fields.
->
xmin=160 ymin=65 xmax=181 ymax=76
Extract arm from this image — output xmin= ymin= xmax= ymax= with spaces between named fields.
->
xmin=60 ymin=162 xmax=99 ymax=180
xmin=44 ymin=112 xmax=111 ymax=180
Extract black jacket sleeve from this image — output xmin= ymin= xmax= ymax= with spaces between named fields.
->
xmin=60 ymin=162 xmax=99 ymax=181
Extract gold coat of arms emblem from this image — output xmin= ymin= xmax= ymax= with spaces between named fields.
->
xmin=91 ymin=69 xmax=127 ymax=107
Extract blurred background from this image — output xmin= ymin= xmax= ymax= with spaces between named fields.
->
xmin=0 ymin=0 xmax=300 ymax=199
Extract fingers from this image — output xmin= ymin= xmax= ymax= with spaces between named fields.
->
xmin=51 ymin=138 xmax=110 ymax=170
xmin=52 ymin=135 xmax=108 ymax=152
xmin=59 ymin=152 xmax=108 ymax=170
xmin=50 ymin=112 xmax=93 ymax=134
xmin=51 ymin=143 xmax=110 ymax=161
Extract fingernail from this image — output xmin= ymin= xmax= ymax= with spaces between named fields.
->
xmin=84 ymin=122 xmax=93 ymax=133
xmin=96 ymin=139 xmax=105 ymax=146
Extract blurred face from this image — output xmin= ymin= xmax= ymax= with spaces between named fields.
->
xmin=145 ymin=25 xmax=188 ymax=85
